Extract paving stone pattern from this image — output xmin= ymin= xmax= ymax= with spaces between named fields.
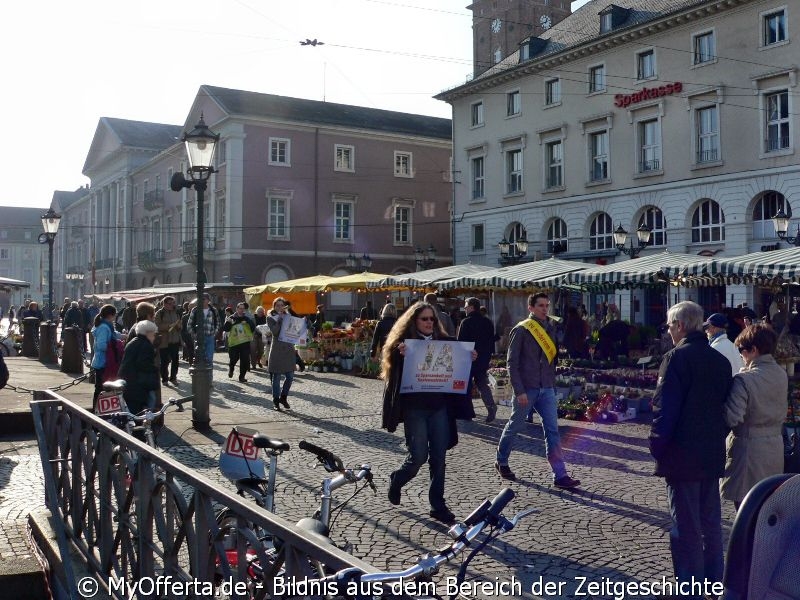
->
xmin=0 ymin=357 xmax=737 ymax=599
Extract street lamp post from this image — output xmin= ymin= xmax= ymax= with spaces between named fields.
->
xmin=414 ymin=245 xmax=437 ymax=270
xmin=771 ymin=209 xmax=800 ymax=246
xmin=39 ymin=209 xmax=61 ymax=321
xmin=613 ymin=223 xmax=652 ymax=258
xmin=170 ymin=114 xmax=219 ymax=430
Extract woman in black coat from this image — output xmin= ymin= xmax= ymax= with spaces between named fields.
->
xmin=370 ymin=303 xmax=397 ymax=358
xmin=118 ymin=320 xmax=161 ymax=414
xmin=381 ymin=301 xmax=476 ymax=524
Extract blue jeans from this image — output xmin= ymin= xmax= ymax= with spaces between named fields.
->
xmin=496 ymin=387 xmax=567 ymax=480
xmin=392 ymin=406 xmax=449 ymax=511
xmin=271 ymin=371 xmax=294 ymax=401
xmin=196 ymin=334 xmax=215 ymax=365
xmin=665 ymin=478 xmax=724 ymax=591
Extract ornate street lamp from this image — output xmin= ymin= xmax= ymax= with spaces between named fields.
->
xmin=360 ymin=253 xmax=372 ymax=271
xmin=39 ymin=208 xmax=61 ymax=320
xmin=614 ymin=223 xmax=652 ymax=258
xmin=170 ymin=114 xmax=219 ymax=430
xmin=414 ymin=245 xmax=436 ymax=270
xmin=498 ymin=236 xmax=528 ymax=265
xmin=771 ymin=209 xmax=800 ymax=246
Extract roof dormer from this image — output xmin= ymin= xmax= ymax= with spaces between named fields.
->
xmin=599 ymin=5 xmax=630 ymax=34
xmin=519 ymin=37 xmax=548 ymax=62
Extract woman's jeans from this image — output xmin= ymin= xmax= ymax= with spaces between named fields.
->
xmin=271 ymin=371 xmax=293 ymax=400
xmin=496 ymin=387 xmax=567 ymax=480
xmin=391 ymin=406 xmax=449 ymax=511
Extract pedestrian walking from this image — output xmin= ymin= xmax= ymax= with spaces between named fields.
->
xmin=649 ymin=300 xmax=732 ymax=589
xmin=224 ymin=302 xmax=256 ymax=383
xmin=90 ymin=304 xmax=125 ymax=411
xmin=180 ymin=302 xmax=194 ymax=366
xmin=457 ymin=297 xmax=497 ymax=423
xmin=495 ymin=293 xmax=581 ymax=489
xmin=382 ymin=301 xmax=476 ymax=524
xmin=370 ymin=303 xmax=397 ymax=358
xmin=118 ymin=320 xmax=160 ymax=413
xmin=121 ymin=301 xmax=137 ymax=332
xmin=721 ymin=324 xmax=788 ymax=509
xmin=189 ymin=294 xmax=218 ymax=370
xmin=250 ymin=306 xmax=267 ymax=369
xmin=423 ymin=293 xmax=455 ymax=336
xmin=154 ymin=296 xmax=182 ymax=385
xmin=359 ymin=300 xmax=377 ymax=320
xmin=267 ymin=297 xmax=294 ymax=410
xmin=563 ymin=306 xmax=590 ymax=359
xmin=8 ymin=306 xmax=15 ymax=324
xmin=703 ymin=313 xmax=741 ymax=376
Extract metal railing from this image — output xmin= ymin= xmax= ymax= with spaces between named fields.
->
xmin=138 ymin=249 xmax=165 ymax=270
xmin=182 ymin=239 xmax=216 ymax=264
xmin=31 ymin=392 xmax=378 ymax=600
xmin=765 ymin=136 xmax=790 ymax=152
xmin=143 ymin=189 xmax=164 ymax=211
xmin=697 ymin=148 xmax=719 ymax=163
xmin=639 ymin=158 xmax=661 ymax=172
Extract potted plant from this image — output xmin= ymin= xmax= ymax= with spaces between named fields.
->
xmin=554 ymin=376 xmax=571 ymax=400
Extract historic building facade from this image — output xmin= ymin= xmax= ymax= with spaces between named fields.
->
xmin=438 ymin=0 xmax=799 ymax=320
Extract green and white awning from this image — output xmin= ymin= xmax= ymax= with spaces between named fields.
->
xmin=368 ymin=264 xmax=489 ymax=291
xmin=437 ymin=257 xmax=589 ymax=291
xmin=665 ymin=246 xmax=800 ymax=287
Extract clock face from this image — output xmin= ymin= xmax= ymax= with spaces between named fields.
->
xmin=491 ymin=18 xmax=502 ymax=33
xmin=540 ymin=15 xmax=552 ymax=30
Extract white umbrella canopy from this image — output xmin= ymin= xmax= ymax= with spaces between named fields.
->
xmin=536 ymin=251 xmax=715 ymax=291
xmin=0 ymin=276 xmax=30 ymax=292
xmin=437 ymin=257 xmax=590 ymax=292
xmin=368 ymin=264 xmax=490 ymax=291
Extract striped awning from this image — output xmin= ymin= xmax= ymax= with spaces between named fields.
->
xmin=368 ymin=264 xmax=489 ymax=291
xmin=437 ymin=257 xmax=589 ymax=291
xmin=536 ymin=251 xmax=715 ymax=291
xmin=669 ymin=246 xmax=800 ymax=287
xmin=0 ymin=276 xmax=30 ymax=291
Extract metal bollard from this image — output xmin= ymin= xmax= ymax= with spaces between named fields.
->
xmin=60 ymin=326 xmax=84 ymax=375
xmin=22 ymin=317 xmax=40 ymax=357
xmin=39 ymin=322 xmax=58 ymax=364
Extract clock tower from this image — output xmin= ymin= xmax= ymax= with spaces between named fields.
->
xmin=468 ymin=0 xmax=572 ymax=77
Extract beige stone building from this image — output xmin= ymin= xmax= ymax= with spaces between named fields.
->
xmin=438 ymin=0 xmax=798 ymax=322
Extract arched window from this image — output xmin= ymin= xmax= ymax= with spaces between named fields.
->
xmin=264 ymin=266 xmax=290 ymax=284
xmin=504 ymin=222 xmax=528 ymax=258
xmin=639 ymin=206 xmax=667 ymax=247
xmin=691 ymin=199 xmax=725 ymax=243
xmin=546 ymin=218 xmax=568 ymax=254
xmin=589 ymin=213 xmax=613 ymax=250
xmin=752 ymin=191 xmax=791 ymax=239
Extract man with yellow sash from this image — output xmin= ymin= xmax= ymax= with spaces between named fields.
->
xmin=495 ymin=292 xmax=581 ymax=489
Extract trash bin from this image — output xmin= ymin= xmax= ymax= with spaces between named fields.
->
xmin=39 ymin=322 xmax=58 ymax=364
xmin=61 ymin=326 xmax=84 ymax=375
xmin=22 ymin=317 xmax=40 ymax=357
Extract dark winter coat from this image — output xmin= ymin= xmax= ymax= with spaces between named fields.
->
xmin=457 ymin=312 xmax=495 ymax=371
xmin=381 ymin=337 xmax=475 ymax=448
xmin=118 ymin=334 xmax=160 ymax=414
xmin=649 ymin=330 xmax=732 ymax=480
xmin=370 ymin=316 xmax=397 ymax=357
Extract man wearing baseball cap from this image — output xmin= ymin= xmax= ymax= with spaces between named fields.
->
xmin=704 ymin=313 xmax=742 ymax=376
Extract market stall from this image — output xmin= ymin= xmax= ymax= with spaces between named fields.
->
xmin=368 ymin=264 xmax=489 ymax=291
xmin=437 ymin=257 xmax=589 ymax=292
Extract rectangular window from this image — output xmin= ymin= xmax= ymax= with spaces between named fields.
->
xmin=590 ymin=131 xmax=609 ymax=181
xmin=165 ymin=216 xmax=173 ymax=252
xmin=637 ymin=49 xmax=656 ymax=79
xmin=545 ymin=79 xmax=561 ymax=105
xmin=693 ymin=31 xmax=715 ymax=64
xmin=471 ymin=101 xmax=484 ymax=126
xmin=152 ymin=219 xmax=162 ymax=250
xmin=268 ymin=196 xmax=288 ymax=239
xmin=696 ymin=106 xmax=719 ymax=163
xmin=506 ymin=91 xmax=520 ymax=116
xmin=471 ymin=156 xmax=485 ymax=199
xmin=546 ymin=141 xmax=563 ymax=188
xmin=0 ymin=249 xmax=10 ymax=259
xmin=639 ymin=119 xmax=661 ymax=172
xmin=269 ymin=138 xmax=290 ymax=166
xmin=394 ymin=151 xmax=413 ymax=177
xmin=589 ymin=65 xmax=606 ymax=93
xmin=766 ymin=90 xmax=790 ymax=152
xmin=335 ymin=145 xmax=355 ymax=172
xmin=334 ymin=202 xmax=353 ymax=241
xmin=471 ymin=224 xmax=484 ymax=252
xmin=394 ymin=206 xmax=411 ymax=244
xmin=600 ymin=12 xmax=613 ymax=33
xmin=215 ymin=139 xmax=226 ymax=166
xmin=764 ymin=9 xmax=787 ymax=45
xmin=216 ymin=195 xmax=226 ymax=239
xmin=506 ymin=149 xmax=523 ymax=194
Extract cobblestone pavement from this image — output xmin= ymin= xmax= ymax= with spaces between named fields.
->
xmin=0 ymin=356 xmax=737 ymax=599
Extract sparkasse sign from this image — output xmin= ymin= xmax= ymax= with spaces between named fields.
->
xmin=614 ymin=82 xmax=683 ymax=108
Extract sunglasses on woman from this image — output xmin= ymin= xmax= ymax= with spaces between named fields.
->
xmin=417 ymin=316 xmax=437 ymax=322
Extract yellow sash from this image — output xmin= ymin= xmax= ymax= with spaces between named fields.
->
xmin=517 ymin=318 xmax=557 ymax=364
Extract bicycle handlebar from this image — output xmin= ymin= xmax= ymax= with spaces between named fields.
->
xmin=298 ymin=439 xmax=345 ymax=472
xmin=101 ymin=395 xmax=195 ymax=425
xmin=321 ymin=487 xmax=532 ymax=590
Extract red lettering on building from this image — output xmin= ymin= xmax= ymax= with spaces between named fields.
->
xmin=614 ymin=82 xmax=683 ymax=108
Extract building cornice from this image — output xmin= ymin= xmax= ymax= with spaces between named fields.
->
xmin=436 ymin=0 xmax=751 ymax=103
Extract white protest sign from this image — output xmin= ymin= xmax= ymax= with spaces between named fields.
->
xmin=399 ymin=339 xmax=474 ymax=394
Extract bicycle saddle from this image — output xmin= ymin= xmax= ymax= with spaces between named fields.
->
xmin=295 ymin=517 xmax=331 ymax=545
xmin=102 ymin=379 xmax=127 ymax=391
xmin=253 ymin=434 xmax=290 ymax=452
